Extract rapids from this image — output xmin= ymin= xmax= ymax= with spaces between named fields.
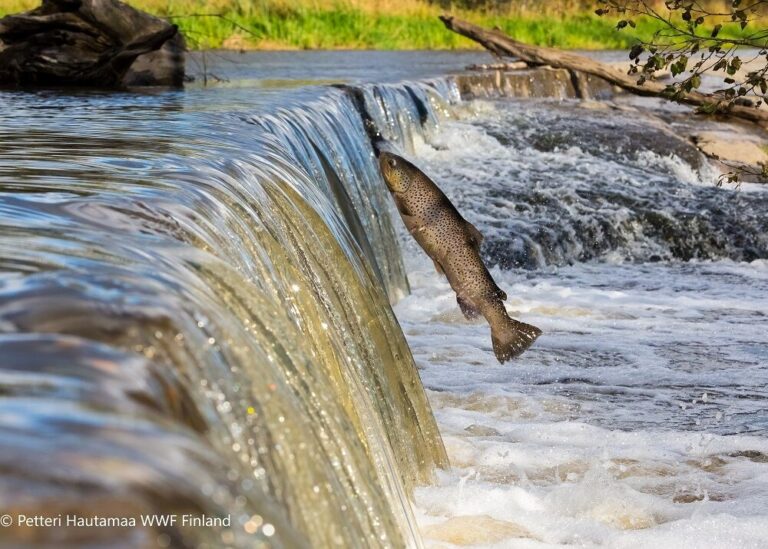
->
xmin=398 ymin=89 xmax=768 ymax=548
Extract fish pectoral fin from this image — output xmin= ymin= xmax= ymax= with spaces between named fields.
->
xmin=432 ymin=259 xmax=445 ymax=275
xmin=457 ymin=296 xmax=481 ymax=320
xmin=465 ymin=221 xmax=484 ymax=251
xmin=394 ymin=194 xmax=414 ymax=216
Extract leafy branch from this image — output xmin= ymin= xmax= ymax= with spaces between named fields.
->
xmin=595 ymin=1 xmax=768 ymax=183
xmin=596 ymin=1 xmax=768 ymax=107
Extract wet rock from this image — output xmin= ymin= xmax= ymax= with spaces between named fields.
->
xmin=0 ymin=0 xmax=184 ymax=88
xmin=422 ymin=515 xmax=535 ymax=545
xmin=728 ymin=450 xmax=768 ymax=463
xmin=673 ymin=492 xmax=727 ymax=503
xmin=464 ymin=424 xmax=501 ymax=437
xmin=690 ymin=130 xmax=768 ymax=182
xmin=456 ymin=67 xmax=615 ymax=101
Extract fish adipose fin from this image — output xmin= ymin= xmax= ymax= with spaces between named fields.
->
xmin=491 ymin=319 xmax=542 ymax=363
xmin=457 ymin=296 xmax=481 ymax=320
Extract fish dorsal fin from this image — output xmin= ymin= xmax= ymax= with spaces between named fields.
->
xmin=465 ymin=220 xmax=484 ymax=251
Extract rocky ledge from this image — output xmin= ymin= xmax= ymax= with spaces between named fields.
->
xmin=0 ymin=0 xmax=185 ymax=88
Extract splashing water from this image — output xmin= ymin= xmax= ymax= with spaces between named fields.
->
xmin=397 ymin=97 xmax=768 ymax=548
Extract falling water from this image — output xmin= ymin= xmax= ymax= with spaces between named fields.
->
xmin=0 ymin=71 xmax=457 ymax=548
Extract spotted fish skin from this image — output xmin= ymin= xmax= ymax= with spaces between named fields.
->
xmin=379 ymin=151 xmax=541 ymax=362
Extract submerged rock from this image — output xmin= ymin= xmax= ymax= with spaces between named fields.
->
xmin=0 ymin=0 xmax=185 ymax=88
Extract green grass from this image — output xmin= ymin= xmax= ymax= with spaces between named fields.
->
xmin=149 ymin=10 xmax=671 ymax=50
xmin=0 ymin=1 xmax=760 ymax=50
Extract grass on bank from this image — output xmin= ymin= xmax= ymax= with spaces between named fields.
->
xmin=0 ymin=0 xmax=760 ymax=50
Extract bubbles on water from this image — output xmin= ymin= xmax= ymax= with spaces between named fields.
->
xmin=398 ymin=97 xmax=768 ymax=548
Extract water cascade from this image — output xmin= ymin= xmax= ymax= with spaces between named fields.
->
xmin=0 ymin=81 xmax=456 ymax=548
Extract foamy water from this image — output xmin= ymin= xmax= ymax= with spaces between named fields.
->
xmin=395 ymin=99 xmax=768 ymax=548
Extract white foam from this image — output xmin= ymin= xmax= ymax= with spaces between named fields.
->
xmin=396 ymin=100 xmax=768 ymax=548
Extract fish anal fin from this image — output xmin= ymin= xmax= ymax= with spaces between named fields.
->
xmin=433 ymin=259 xmax=445 ymax=275
xmin=457 ymin=296 xmax=481 ymax=320
xmin=465 ymin=221 xmax=484 ymax=251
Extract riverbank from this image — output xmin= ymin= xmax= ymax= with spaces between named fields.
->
xmin=0 ymin=0 xmax=757 ymax=50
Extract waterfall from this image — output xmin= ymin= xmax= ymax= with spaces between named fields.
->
xmin=3 ymin=62 xmax=758 ymax=548
xmin=0 ymin=80 xmax=457 ymax=547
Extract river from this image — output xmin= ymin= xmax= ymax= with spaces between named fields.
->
xmin=0 ymin=51 xmax=766 ymax=548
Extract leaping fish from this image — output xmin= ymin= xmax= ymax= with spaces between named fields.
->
xmin=379 ymin=151 xmax=541 ymax=362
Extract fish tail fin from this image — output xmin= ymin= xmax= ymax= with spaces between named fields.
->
xmin=491 ymin=318 xmax=541 ymax=363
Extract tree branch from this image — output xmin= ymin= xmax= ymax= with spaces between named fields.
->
xmin=439 ymin=15 xmax=768 ymax=127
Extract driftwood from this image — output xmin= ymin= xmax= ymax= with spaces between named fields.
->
xmin=0 ymin=0 xmax=184 ymax=87
xmin=440 ymin=15 xmax=768 ymax=127
xmin=465 ymin=61 xmax=529 ymax=71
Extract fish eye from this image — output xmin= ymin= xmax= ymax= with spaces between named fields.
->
xmin=388 ymin=158 xmax=396 ymax=168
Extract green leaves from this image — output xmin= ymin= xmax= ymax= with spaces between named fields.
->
xmin=690 ymin=73 xmax=701 ymax=89
xmin=732 ymin=8 xmax=748 ymax=30
xmin=610 ymin=0 xmax=767 ymax=110
xmin=616 ymin=18 xmax=635 ymax=30
xmin=670 ymin=55 xmax=688 ymax=76
xmin=726 ymin=57 xmax=742 ymax=76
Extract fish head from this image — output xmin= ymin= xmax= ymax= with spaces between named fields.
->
xmin=378 ymin=152 xmax=413 ymax=194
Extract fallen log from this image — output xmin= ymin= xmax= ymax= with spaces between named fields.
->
xmin=0 ymin=0 xmax=185 ymax=88
xmin=439 ymin=15 xmax=768 ymax=128
xmin=465 ymin=61 xmax=529 ymax=71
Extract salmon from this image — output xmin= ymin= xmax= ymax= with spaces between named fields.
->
xmin=379 ymin=151 xmax=541 ymax=362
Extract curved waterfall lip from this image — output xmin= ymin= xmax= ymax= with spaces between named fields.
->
xmin=0 ymin=55 xmax=470 ymax=548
